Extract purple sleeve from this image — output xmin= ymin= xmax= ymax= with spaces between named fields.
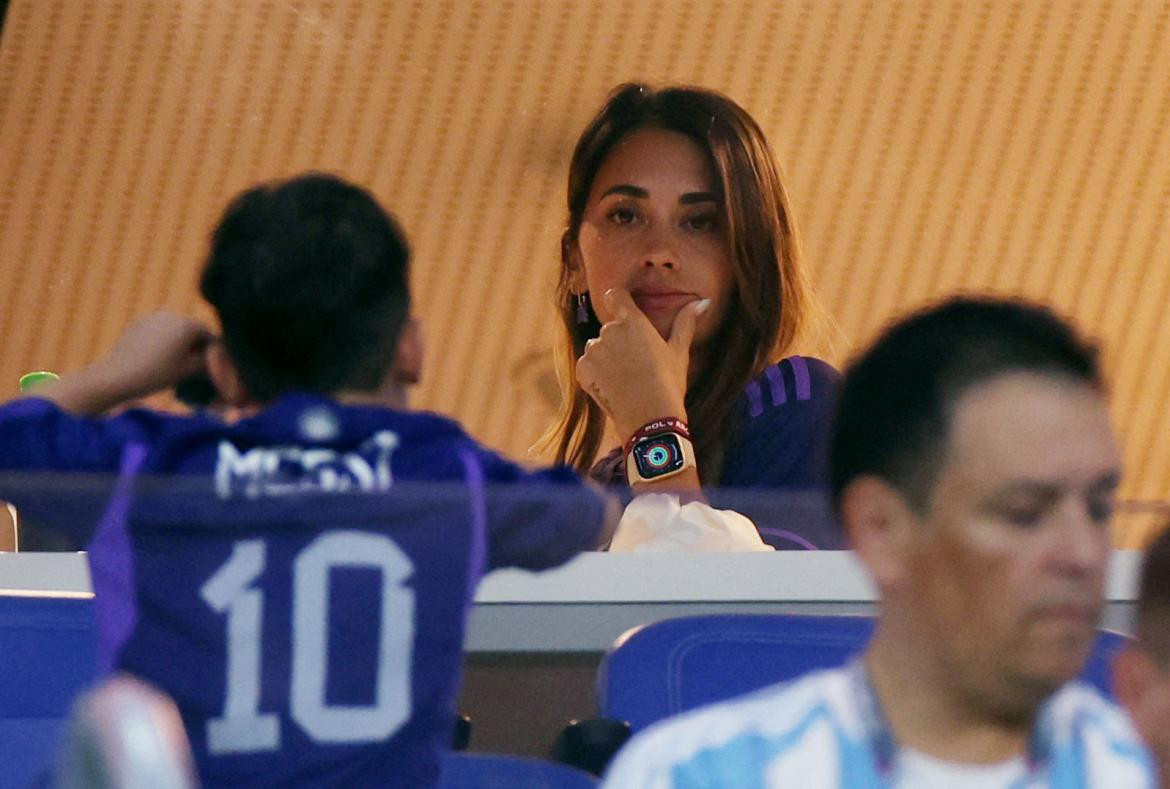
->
xmin=0 ymin=399 xmax=145 ymax=547
xmin=720 ymin=356 xmax=840 ymax=489
xmin=470 ymin=449 xmax=605 ymax=571
xmin=713 ymin=357 xmax=844 ymax=550
xmin=0 ymin=398 xmax=125 ymax=473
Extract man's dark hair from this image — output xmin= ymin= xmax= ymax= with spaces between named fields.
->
xmin=1137 ymin=524 xmax=1170 ymax=665
xmin=200 ymin=173 xmax=410 ymax=402
xmin=828 ymin=296 xmax=1102 ymax=514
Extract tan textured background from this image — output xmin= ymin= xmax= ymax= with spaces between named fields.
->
xmin=1 ymin=0 xmax=1169 ymax=545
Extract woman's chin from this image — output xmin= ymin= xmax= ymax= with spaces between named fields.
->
xmin=639 ymin=309 xmax=679 ymax=340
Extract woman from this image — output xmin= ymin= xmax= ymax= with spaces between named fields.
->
xmin=546 ymin=83 xmax=840 ymax=549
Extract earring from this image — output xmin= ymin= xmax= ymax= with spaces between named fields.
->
xmin=576 ymin=293 xmax=589 ymax=324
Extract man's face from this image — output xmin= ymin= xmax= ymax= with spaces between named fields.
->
xmin=899 ymin=372 xmax=1119 ymax=713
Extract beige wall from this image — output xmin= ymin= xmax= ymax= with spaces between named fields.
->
xmin=2 ymin=0 xmax=1168 ymax=544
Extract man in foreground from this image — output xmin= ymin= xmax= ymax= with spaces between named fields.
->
xmin=604 ymin=297 xmax=1152 ymax=787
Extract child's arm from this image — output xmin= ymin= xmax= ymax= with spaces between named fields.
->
xmin=33 ymin=312 xmax=215 ymax=416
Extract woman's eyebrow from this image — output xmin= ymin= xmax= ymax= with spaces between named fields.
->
xmin=596 ymin=185 xmax=719 ymax=203
xmin=599 ymin=184 xmax=648 ymax=199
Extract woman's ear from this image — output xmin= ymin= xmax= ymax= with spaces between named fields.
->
xmin=205 ymin=342 xmax=256 ymax=409
xmin=563 ymin=232 xmax=588 ymax=295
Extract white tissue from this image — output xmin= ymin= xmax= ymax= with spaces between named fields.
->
xmin=609 ymin=493 xmax=774 ymax=553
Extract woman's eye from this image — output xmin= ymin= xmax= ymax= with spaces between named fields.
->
xmin=684 ymin=214 xmax=719 ymax=232
xmin=608 ymin=207 xmax=638 ymax=225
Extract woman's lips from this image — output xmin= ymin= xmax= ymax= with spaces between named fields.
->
xmin=632 ymin=292 xmax=698 ymax=313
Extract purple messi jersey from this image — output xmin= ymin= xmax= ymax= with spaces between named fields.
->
xmin=0 ymin=394 xmax=603 ymax=787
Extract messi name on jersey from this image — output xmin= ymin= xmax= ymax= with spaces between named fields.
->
xmin=215 ymin=431 xmax=401 ymax=499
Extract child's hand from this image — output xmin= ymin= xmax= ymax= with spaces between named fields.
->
xmin=104 ymin=312 xmax=215 ymax=394
xmin=575 ymin=287 xmax=708 ymax=441
xmin=32 ymin=312 xmax=216 ymax=416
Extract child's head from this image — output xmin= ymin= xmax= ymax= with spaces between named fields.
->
xmin=550 ymin=83 xmax=810 ymax=472
xmin=200 ymin=173 xmax=411 ymax=403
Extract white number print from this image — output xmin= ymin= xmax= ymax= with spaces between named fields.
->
xmin=200 ymin=532 xmax=415 ymax=754
xmin=200 ymin=540 xmax=279 ymax=753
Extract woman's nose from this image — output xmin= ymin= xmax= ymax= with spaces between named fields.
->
xmin=640 ymin=227 xmax=677 ymax=269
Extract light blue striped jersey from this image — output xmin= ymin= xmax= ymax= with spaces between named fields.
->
xmin=602 ymin=663 xmax=1153 ymax=788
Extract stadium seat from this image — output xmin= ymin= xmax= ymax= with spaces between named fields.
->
xmin=439 ymin=752 xmax=597 ymax=788
xmin=597 ymin=614 xmax=1127 ymax=733
xmin=597 ymin=614 xmax=872 ymax=733
xmin=0 ymin=594 xmax=97 ymax=788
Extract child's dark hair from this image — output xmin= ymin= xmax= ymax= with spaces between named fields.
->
xmin=200 ymin=173 xmax=410 ymax=401
xmin=828 ymin=296 xmax=1102 ymax=515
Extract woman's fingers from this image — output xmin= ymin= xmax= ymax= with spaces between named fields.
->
xmin=666 ymin=298 xmax=710 ymax=355
xmin=602 ymin=287 xmax=638 ymax=320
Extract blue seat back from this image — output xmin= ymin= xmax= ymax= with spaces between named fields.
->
xmin=598 ymin=614 xmax=1126 ymax=732
xmin=439 ymin=752 xmax=597 ymax=788
xmin=0 ymin=594 xmax=97 ymax=789
xmin=598 ymin=614 xmax=872 ymax=732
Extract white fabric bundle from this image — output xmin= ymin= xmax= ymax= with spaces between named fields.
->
xmin=609 ymin=493 xmax=774 ymax=553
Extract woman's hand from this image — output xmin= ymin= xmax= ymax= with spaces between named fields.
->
xmin=575 ymin=287 xmax=708 ymax=441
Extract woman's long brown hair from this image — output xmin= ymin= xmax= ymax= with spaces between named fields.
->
xmin=542 ymin=83 xmax=812 ymax=483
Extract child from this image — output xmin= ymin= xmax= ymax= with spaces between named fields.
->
xmin=0 ymin=173 xmax=614 ymax=787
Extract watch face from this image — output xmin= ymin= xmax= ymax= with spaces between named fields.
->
xmin=632 ymin=433 xmax=686 ymax=479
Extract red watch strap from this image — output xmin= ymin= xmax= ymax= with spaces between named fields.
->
xmin=623 ymin=417 xmax=691 ymax=455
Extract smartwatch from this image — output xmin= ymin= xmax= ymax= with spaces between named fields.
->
xmin=626 ymin=431 xmax=697 ymax=484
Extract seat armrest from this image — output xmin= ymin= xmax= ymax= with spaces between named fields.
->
xmin=550 ymin=717 xmax=631 ymax=776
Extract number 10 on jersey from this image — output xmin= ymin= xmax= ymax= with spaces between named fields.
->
xmin=200 ymin=531 xmax=416 ymax=753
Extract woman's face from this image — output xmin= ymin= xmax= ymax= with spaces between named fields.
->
xmin=571 ymin=127 xmax=735 ymax=344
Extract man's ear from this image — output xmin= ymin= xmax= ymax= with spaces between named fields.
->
xmin=205 ymin=342 xmax=256 ymax=409
xmin=392 ymin=317 xmax=423 ymax=386
xmin=840 ymin=475 xmax=918 ymax=591
xmin=563 ymin=232 xmax=588 ymax=295
xmin=1113 ymin=644 xmax=1154 ymax=715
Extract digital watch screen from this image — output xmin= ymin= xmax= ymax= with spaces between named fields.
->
xmin=630 ymin=433 xmax=687 ymax=480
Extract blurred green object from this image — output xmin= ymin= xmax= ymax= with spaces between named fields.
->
xmin=18 ymin=370 xmax=60 ymax=392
